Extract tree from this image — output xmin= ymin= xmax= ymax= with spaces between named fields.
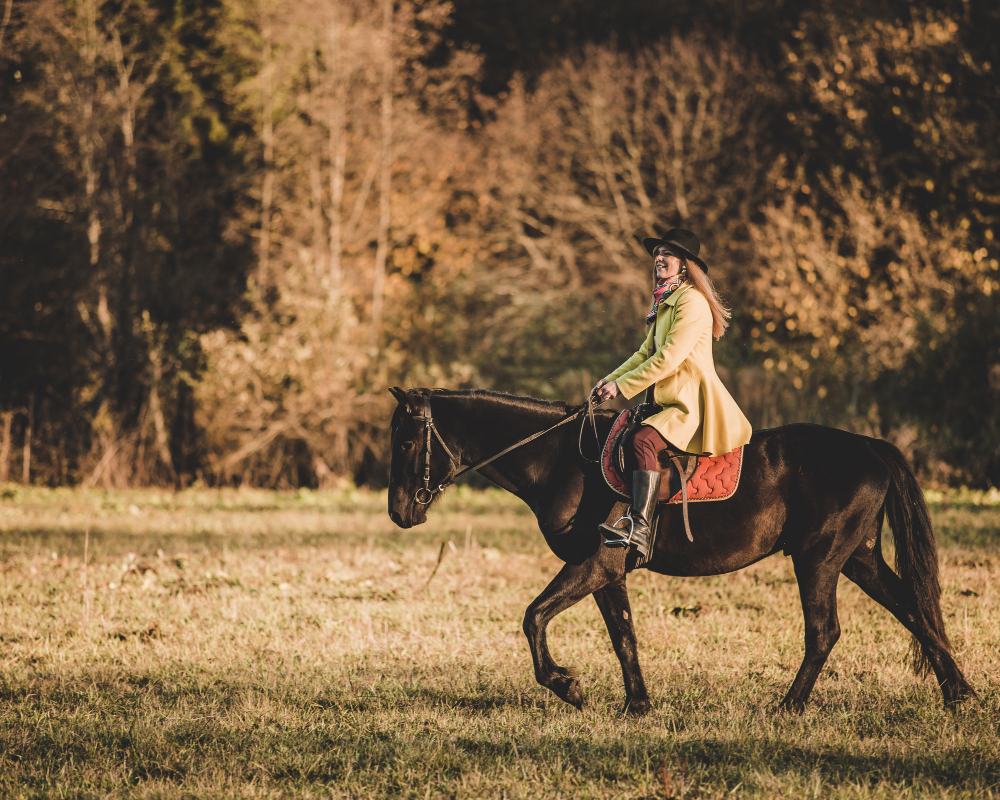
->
xmin=1 ymin=0 xmax=250 ymax=486
xmin=436 ymin=37 xmax=773 ymax=402
xmin=195 ymin=0 xmax=481 ymax=486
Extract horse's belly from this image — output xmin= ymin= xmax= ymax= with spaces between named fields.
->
xmin=649 ymin=498 xmax=785 ymax=577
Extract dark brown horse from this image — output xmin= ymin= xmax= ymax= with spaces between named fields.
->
xmin=387 ymin=387 xmax=974 ymax=715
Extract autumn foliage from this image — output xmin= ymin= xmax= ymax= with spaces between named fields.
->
xmin=1 ymin=0 xmax=998 ymax=487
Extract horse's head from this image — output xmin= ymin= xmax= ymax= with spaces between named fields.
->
xmin=386 ymin=386 xmax=457 ymax=528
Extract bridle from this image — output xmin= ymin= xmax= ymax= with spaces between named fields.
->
xmin=411 ymin=395 xmax=604 ymax=505
xmin=412 ymin=397 xmax=461 ymax=505
xmin=410 ymin=394 xmax=604 ymax=505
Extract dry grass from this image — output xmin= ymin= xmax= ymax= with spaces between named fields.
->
xmin=1 ymin=485 xmax=999 ymax=798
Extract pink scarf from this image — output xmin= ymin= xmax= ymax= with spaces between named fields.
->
xmin=645 ymin=276 xmax=685 ymax=327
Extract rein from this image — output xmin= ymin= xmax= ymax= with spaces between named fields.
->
xmin=413 ymin=395 xmax=604 ymax=505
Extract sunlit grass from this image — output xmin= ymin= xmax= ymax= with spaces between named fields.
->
xmin=1 ymin=485 xmax=999 ymax=798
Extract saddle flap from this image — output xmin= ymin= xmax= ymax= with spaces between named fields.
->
xmin=600 ymin=404 xmax=667 ymax=498
xmin=600 ymin=409 xmax=632 ymax=498
xmin=601 ymin=409 xmax=744 ymax=504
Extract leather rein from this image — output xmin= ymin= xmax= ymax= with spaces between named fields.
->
xmin=413 ymin=395 xmax=604 ymax=505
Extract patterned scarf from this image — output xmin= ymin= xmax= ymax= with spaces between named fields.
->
xmin=646 ymin=275 xmax=685 ymax=327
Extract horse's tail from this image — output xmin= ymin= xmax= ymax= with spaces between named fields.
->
xmin=869 ymin=438 xmax=950 ymax=677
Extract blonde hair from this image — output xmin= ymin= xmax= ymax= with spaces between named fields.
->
xmin=684 ymin=258 xmax=730 ymax=339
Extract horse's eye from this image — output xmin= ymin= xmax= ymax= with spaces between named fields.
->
xmin=400 ymin=441 xmax=414 ymax=452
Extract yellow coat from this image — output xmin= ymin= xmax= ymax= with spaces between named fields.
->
xmin=603 ymin=283 xmax=752 ymax=456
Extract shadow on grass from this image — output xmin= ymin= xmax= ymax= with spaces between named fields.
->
xmin=3 ymin=671 xmax=997 ymax=793
xmin=0 ymin=524 xmax=543 ymax=561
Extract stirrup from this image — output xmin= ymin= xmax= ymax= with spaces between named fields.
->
xmin=601 ymin=514 xmax=634 ymax=548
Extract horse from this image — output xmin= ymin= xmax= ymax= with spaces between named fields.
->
xmin=386 ymin=386 xmax=974 ymax=715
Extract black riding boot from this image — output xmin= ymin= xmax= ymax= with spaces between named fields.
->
xmin=599 ymin=470 xmax=661 ymax=559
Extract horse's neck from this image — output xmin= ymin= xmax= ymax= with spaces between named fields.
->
xmin=443 ymin=395 xmax=567 ymax=496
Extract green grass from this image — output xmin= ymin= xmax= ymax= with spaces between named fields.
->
xmin=1 ymin=485 xmax=999 ymax=798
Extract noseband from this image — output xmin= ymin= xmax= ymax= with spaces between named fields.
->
xmin=409 ymin=394 xmax=605 ymax=506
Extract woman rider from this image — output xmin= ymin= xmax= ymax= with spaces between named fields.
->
xmin=593 ymin=229 xmax=752 ymax=557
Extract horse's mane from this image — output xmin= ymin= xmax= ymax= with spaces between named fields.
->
xmin=420 ymin=388 xmax=575 ymax=415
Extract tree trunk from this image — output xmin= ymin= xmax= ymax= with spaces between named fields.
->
xmin=112 ymin=28 xmax=141 ymax=414
xmin=0 ymin=0 xmax=13 ymax=60
xmin=258 ymin=10 xmax=275 ymax=284
xmin=309 ymin=146 xmax=327 ymax=282
xmin=0 ymin=411 xmax=12 ymax=483
xmin=328 ymin=101 xmax=346 ymax=295
xmin=327 ymin=13 xmax=347 ymax=297
xmin=148 ymin=349 xmax=177 ymax=483
xmin=81 ymin=0 xmax=105 ymax=339
xmin=22 ymin=396 xmax=33 ymax=484
xmin=370 ymin=0 xmax=393 ymax=350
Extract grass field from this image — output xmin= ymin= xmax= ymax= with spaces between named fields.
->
xmin=1 ymin=485 xmax=999 ymax=799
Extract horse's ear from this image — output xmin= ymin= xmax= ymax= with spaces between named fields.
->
xmin=388 ymin=386 xmax=407 ymax=404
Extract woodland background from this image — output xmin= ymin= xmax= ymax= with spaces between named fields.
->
xmin=0 ymin=0 xmax=998 ymax=490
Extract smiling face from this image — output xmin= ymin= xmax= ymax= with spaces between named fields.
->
xmin=654 ymin=245 xmax=684 ymax=282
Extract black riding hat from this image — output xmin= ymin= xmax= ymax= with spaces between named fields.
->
xmin=642 ymin=228 xmax=709 ymax=273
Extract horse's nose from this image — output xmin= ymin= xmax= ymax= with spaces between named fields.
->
xmin=389 ymin=509 xmax=404 ymax=526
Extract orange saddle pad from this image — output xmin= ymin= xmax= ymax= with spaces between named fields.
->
xmin=667 ymin=446 xmax=743 ymax=504
xmin=601 ymin=410 xmax=743 ymax=503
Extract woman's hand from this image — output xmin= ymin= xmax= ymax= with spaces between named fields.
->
xmin=593 ymin=380 xmax=620 ymax=402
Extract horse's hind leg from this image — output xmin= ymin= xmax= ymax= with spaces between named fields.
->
xmin=593 ymin=578 xmax=649 ymax=715
xmin=842 ymin=549 xmax=973 ymax=706
xmin=782 ymin=553 xmax=843 ymax=712
xmin=523 ymin=555 xmax=621 ymax=710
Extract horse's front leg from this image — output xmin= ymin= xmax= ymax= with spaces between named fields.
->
xmin=593 ymin=578 xmax=649 ymax=715
xmin=522 ymin=550 xmax=624 ymax=710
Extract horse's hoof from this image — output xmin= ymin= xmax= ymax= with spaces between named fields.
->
xmin=943 ymin=682 xmax=977 ymax=710
xmin=551 ymin=674 xmax=585 ymax=710
xmin=623 ymin=697 xmax=650 ymax=716
xmin=778 ymin=699 xmax=806 ymax=715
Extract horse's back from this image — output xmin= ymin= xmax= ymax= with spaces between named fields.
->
xmin=743 ymin=422 xmax=893 ymax=547
xmin=746 ymin=423 xmax=891 ymax=487
xmin=748 ymin=421 xmax=874 ymax=450
xmin=647 ymin=423 xmax=893 ymax=576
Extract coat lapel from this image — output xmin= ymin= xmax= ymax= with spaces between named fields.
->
xmin=654 ymin=283 xmax=688 ymax=347
xmin=663 ymin=283 xmax=687 ymax=307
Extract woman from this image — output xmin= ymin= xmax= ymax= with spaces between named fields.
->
xmin=593 ymin=229 xmax=752 ymax=556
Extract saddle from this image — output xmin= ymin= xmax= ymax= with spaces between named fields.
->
xmin=600 ymin=404 xmax=744 ymax=542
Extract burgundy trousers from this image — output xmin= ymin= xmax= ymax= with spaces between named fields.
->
xmin=630 ymin=424 xmax=671 ymax=472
